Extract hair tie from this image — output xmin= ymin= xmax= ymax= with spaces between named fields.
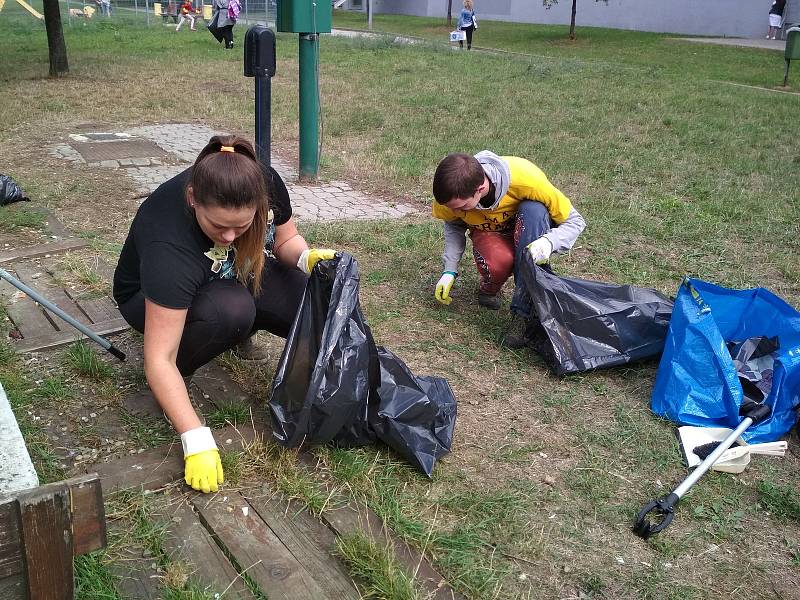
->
xmin=220 ymin=145 xmax=235 ymax=153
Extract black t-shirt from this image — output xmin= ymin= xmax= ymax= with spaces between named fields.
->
xmin=113 ymin=165 xmax=292 ymax=309
xmin=770 ymin=0 xmax=786 ymax=15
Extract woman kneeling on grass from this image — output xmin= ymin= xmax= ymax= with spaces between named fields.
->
xmin=113 ymin=135 xmax=336 ymax=493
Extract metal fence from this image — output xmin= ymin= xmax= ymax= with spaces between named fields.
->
xmin=62 ymin=0 xmax=277 ymax=28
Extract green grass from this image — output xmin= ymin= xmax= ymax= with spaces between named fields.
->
xmin=757 ymin=480 xmax=800 ymax=523
xmin=65 ymin=341 xmax=115 ymax=380
xmin=32 ymin=375 xmax=74 ymax=401
xmin=220 ymin=449 xmax=244 ymax=485
xmin=335 ymin=532 xmax=424 ymax=600
xmin=206 ymin=401 xmax=250 ymax=429
xmin=74 ymin=552 xmax=121 ymax=600
xmin=0 ymin=203 xmax=48 ymax=233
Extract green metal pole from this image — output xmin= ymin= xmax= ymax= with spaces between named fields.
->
xmin=298 ymin=32 xmax=320 ymax=180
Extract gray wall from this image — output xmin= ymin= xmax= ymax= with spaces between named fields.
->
xmin=351 ymin=0 xmax=800 ymax=39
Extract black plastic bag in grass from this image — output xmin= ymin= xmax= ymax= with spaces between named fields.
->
xmin=371 ymin=346 xmax=457 ymax=476
xmin=519 ymin=255 xmax=674 ymax=376
xmin=268 ymin=252 xmax=457 ymax=476
xmin=0 ymin=175 xmax=30 ymax=206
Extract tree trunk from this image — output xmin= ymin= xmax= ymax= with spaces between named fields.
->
xmin=42 ymin=0 xmax=69 ymax=76
xmin=569 ymin=0 xmax=577 ymax=40
xmin=446 ymin=0 xmax=452 ymax=27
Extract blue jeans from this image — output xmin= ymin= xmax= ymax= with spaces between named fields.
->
xmin=511 ymin=200 xmax=553 ymax=317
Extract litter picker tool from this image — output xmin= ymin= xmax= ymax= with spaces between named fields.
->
xmin=633 ymin=402 xmax=771 ymax=539
xmin=0 ymin=267 xmax=126 ymax=361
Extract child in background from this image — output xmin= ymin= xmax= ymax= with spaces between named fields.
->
xmin=767 ymin=0 xmax=786 ymax=39
xmin=176 ymin=0 xmax=196 ymax=31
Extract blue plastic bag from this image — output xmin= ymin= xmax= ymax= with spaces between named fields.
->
xmin=651 ymin=278 xmax=800 ymax=443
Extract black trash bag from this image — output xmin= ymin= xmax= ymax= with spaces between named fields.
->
xmin=269 ymin=253 xmax=457 ymax=477
xmin=0 ymin=174 xmax=30 ymax=206
xmin=207 ymin=12 xmax=225 ymax=43
xmin=371 ymin=346 xmax=457 ymax=476
xmin=519 ymin=254 xmax=674 ymax=376
xmin=270 ymin=254 xmax=373 ymax=448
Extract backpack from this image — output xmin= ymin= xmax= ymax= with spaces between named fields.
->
xmin=227 ymin=0 xmax=240 ymax=21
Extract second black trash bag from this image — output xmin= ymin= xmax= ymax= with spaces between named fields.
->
xmin=519 ymin=255 xmax=673 ymax=376
xmin=0 ymin=174 xmax=30 ymax=206
xmin=268 ymin=253 xmax=457 ymax=477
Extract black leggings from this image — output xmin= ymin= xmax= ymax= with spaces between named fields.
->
xmin=460 ymin=25 xmax=474 ymax=49
xmin=118 ymin=257 xmax=307 ymax=376
xmin=220 ymin=25 xmax=233 ymax=48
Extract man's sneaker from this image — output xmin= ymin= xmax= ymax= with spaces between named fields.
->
xmin=232 ymin=336 xmax=270 ymax=362
xmin=501 ymin=314 xmax=534 ymax=349
xmin=478 ymin=293 xmax=501 ymax=310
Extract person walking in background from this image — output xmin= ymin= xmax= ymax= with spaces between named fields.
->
xmin=457 ymin=0 xmax=477 ymax=50
xmin=209 ymin=0 xmax=237 ymax=49
xmin=175 ymin=0 xmax=196 ymax=31
xmin=767 ymin=0 xmax=786 ymax=39
xmin=100 ymin=0 xmax=112 ymax=16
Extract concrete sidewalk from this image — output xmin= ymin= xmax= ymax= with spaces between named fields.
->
xmin=49 ymin=123 xmax=420 ymax=223
xmin=676 ymin=37 xmax=786 ymax=51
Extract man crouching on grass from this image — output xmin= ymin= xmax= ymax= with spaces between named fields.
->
xmin=431 ymin=151 xmax=586 ymax=348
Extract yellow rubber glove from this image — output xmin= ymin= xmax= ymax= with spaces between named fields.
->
xmin=184 ymin=449 xmax=224 ymax=493
xmin=435 ymin=272 xmax=456 ymax=305
xmin=181 ymin=426 xmax=224 ymax=493
xmin=297 ymin=248 xmax=336 ymax=274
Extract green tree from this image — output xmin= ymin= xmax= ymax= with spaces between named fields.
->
xmin=543 ymin=0 xmax=609 ymax=40
xmin=42 ymin=0 xmax=69 ymax=76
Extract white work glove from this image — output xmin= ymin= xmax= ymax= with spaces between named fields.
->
xmin=181 ymin=426 xmax=224 ymax=493
xmin=526 ymin=237 xmax=553 ymax=265
xmin=434 ymin=272 xmax=456 ymax=305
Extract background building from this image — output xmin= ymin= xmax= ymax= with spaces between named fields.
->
xmin=338 ymin=0 xmax=800 ymax=40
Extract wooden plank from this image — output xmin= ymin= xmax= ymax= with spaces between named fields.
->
xmin=12 ymin=260 xmax=92 ymax=327
xmin=0 ymin=574 xmax=24 ymax=599
xmin=0 ymin=239 xmax=88 ymax=264
xmin=192 ymin=361 xmax=251 ymax=412
xmin=107 ymin=521 xmax=163 ymax=600
xmin=19 ymin=483 xmax=73 ymax=600
xmin=155 ymin=493 xmax=256 ymax=600
xmin=0 ymin=501 xmax=23 ymax=579
xmin=70 ymin=474 xmax=107 ymax=555
xmin=74 ymin=296 xmax=120 ymax=325
xmin=0 ymin=475 xmax=106 ymax=585
xmin=291 ymin=453 xmax=463 ymax=600
xmin=0 ymin=275 xmax=58 ymax=340
xmin=90 ymin=425 xmax=257 ymax=495
xmin=14 ymin=317 xmax=129 ymax=353
xmin=243 ymin=488 xmax=359 ymax=599
xmin=192 ymin=492 xmax=328 ymax=600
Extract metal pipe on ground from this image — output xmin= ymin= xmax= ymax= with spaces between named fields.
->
xmin=0 ymin=268 xmax=126 ymax=361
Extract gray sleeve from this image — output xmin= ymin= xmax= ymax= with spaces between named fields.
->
xmin=442 ymin=220 xmax=468 ymax=273
xmin=542 ymin=206 xmax=586 ymax=255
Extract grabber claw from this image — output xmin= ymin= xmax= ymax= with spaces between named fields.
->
xmin=633 ymin=493 xmax=679 ymax=539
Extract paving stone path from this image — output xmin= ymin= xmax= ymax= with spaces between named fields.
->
xmin=49 ymin=123 xmax=420 ymax=222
